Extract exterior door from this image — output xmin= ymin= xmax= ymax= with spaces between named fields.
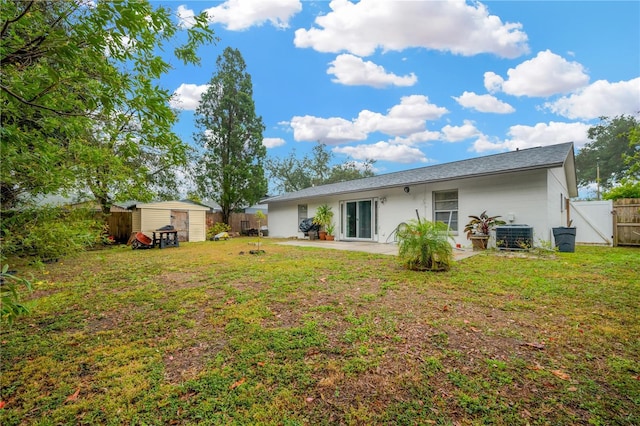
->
xmin=342 ymin=200 xmax=373 ymax=240
xmin=171 ymin=210 xmax=189 ymax=242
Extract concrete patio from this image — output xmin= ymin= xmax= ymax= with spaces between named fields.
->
xmin=276 ymin=239 xmax=478 ymax=261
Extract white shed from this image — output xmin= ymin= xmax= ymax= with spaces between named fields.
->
xmin=131 ymin=201 xmax=209 ymax=242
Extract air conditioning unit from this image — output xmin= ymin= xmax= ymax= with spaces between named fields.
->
xmin=496 ymin=225 xmax=533 ymax=250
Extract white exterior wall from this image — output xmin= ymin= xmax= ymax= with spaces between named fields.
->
xmin=268 ymin=169 xmax=562 ymax=248
xmin=188 ymin=210 xmax=207 ymax=242
xmin=140 ymin=208 xmax=171 ymax=234
xmin=132 ymin=209 xmax=142 ymax=233
xmin=457 ymin=170 xmax=548 ymax=247
xmin=546 ymin=167 xmax=572 ymax=243
xmin=268 ymin=201 xmax=303 ymax=239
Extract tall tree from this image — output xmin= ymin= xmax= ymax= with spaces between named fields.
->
xmin=575 ymin=115 xmax=640 ymax=190
xmin=194 ymin=47 xmax=267 ymax=225
xmin=624 ymin=124 xmax=640 ymax=181
xmin=1 ymin=0 xmax=215 ymax=212
xmin=266 ymin=143 xmax=376 ymax=194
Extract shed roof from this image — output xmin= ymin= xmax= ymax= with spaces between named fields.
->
xmin=265 ymin=142 xmax=577 ymax=203
xmin=132 ymin=200 xmax=210 ymax=211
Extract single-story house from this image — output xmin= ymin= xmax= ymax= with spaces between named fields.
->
xmin=131 ymin=200 xmax=209 ymax=242
xmin=264 ymin=142 xmax=578 ymax=248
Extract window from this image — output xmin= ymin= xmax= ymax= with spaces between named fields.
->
xmin=297 ymin=204 xmax=308 ymax=227
xmin=434 ymin=190 xmax=458 ymax=231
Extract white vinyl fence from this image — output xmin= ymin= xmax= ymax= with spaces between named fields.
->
xmin=570 ymin=200 xmax=613 ymax=246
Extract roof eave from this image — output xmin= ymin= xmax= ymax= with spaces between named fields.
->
xmin=265 ymin=163 xmax=564 ymax=204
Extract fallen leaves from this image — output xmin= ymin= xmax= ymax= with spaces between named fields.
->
xmin=65 ymin=388 xmax=80 ymax=402
xmin=229 ymin=377 xmax=246 ymax=390
xmin=551 ymin=370 xmax=571 ymax=381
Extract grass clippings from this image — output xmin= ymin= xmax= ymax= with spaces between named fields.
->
xmin=1 ymin=240 xmax=638 ymax=425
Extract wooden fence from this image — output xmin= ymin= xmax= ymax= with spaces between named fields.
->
xmin=107 ymin=212 xmax=132 ymax=243
xmin=613 ymin=198 xmax=640 ymax=246
xmin=206 ymin=212 xmax=268 ymax=235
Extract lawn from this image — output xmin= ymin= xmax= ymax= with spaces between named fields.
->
xmin=1 ymin=239 xmax=638 ymax=425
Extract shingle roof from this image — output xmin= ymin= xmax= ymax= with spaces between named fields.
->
xmin=265 ymin=142 xmax=576 ymax=203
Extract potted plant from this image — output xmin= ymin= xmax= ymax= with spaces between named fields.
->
xmin=396 ymin=219 xmax=454 ymax=271
xmin=325 ymin=221 xmax=335 ymax=241
xmin=464 ymin=211 xmax=506 ymax=250
xmin=312 ymin=204 xmax=333 ymax=240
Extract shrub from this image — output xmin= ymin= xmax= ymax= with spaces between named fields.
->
xmin=396 ymin=219 xmax=454 ymax=271
xmin=1 ymin=263 xmax=32 ymax=325
xmin=603 ymin=180 xmax=640 ymax=200
xmin=1 ymin=206 xmax=104 ymax=262
xmin=207 ymin=222 xmax=231 ymax=240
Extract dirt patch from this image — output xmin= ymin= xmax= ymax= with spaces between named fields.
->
xmin=163 ymin=339 xmax=226 ymax=384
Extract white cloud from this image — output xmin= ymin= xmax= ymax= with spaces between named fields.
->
xmin=327 ymin=54 xmax=417 ymax=88
xmin=170 ymin=83 xmax=209 ymax=111
xmin=201 ymin=0 xmax=302 ymax=31
xmin=387 ymin=130 xmax=442 ymax=146
xmin=263 ymin=137 xmax=286 ymax=148
xmin=289 ymin=116 xmax=367 ymax=144
xmin=176 ymin=5 xmax=197 ymax=29
xmin=441 ymin=120 xmax=482 ymax=142
xmin=387 ymin=95 xmax=449 ymax=120
xmin=544 ymin=77 xmax=640 ymax=120
xmin=294 ymin=0 xmax=529 ymax=58
xmin=471 ymin=121 xmax=592 ymax=153
xmin=355 ymin=110 xmax=426 ymax=137
xmin=289 ymin=95 xmax=448 ymax=144
xmin=453 ymin=91 xmax=515 ymax=113
xmin=334 ymin=142 xmax=428 ymax=164
xmin=485 ymin=50 xmax=589 ymax=97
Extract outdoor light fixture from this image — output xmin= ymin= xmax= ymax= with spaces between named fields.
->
xmin=380 ymin=197 xmax=387 ymax=204
xmin=404 ymin=186 xmax=410 ymax=193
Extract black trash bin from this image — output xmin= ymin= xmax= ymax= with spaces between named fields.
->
xmin=552 ymin=227 xmax=576 ymax=252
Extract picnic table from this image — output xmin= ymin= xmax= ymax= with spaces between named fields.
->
xmin=153 ymin=230 xmax=179 ymax=249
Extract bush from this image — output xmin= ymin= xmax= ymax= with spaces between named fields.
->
xmin=1 ymin=263 xmax=32 ymax=325
xmin=396 ymin=219 xmax=454 ymax=271
xmin=603 ymin=180 xmax=640 ymax=200
xmin=207 ymin=222 xmax=231 ymax=240
xmin=1 ymin=206 xmax=104 ymax=262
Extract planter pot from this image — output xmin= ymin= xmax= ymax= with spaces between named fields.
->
xmin=552 ymin=227 xmax=576 ymax=252
xmin=326 ymin=235 xmax=335 ymax=241
xmin=318 ymin=231 xmax=327 ymax=240
xmin=470 ymin=235 xmax=489 ymax=251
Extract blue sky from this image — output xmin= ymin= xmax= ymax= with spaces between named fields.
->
xmin=156 ymin=0 xmax=639 ymax=192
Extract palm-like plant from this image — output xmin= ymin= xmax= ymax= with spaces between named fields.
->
xmin=396 ymin=219 xmax=454 ymax=271
xmin=312 ymin=204 xmax=333 ymax=230
xmin=464 ymin=211 xmax=506 ymax=238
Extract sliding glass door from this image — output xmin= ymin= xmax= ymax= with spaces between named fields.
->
xmin=342 ymin=199 xmax=373 ymax=240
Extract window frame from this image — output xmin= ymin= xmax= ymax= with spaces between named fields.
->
xmin=433 ymin=189 xmax=459 ymax=233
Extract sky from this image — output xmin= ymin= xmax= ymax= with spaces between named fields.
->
xmin=155 ymin=0 xmax=640 ymax=193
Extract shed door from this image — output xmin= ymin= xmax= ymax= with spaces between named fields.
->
xmin=171 ymin=210 xmax=189 ymax=242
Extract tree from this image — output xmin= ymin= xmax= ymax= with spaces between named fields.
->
xmin=266 ymin=142 xmax=376 ymax=194
xmin=193 ymin=47 xmax=267 ymax=225
xmin=624 ymin=124 xmax=640 ymax=181
xmin=575 ymin=115 xmax=640 ymax=190
xmin=1 ymin=0 xmax=214 ymax=267
xmin=1 ymin=0 xmax=215 ymax=212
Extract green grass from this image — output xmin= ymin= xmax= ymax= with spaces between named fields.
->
xmin=1 ymin=240 xmax=638 ymax=425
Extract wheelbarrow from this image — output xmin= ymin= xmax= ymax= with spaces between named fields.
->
xmin=131 ymin=232 xmax=153 ymax=249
